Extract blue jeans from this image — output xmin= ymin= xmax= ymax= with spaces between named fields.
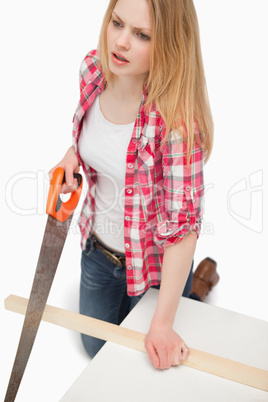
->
xmin=79 ymin=235 xmax=193 ymax=358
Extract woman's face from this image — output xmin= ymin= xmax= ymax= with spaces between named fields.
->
xmin=106 ymin=0 xmax=151 ymax=84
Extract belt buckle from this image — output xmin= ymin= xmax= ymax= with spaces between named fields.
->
xmin=93 ymin=239 xmax=125 ymax=267
xmin=109 ymin=252 xmax=124 ymax=267
xmin=104 ymin=249 xmax=124 ymax=267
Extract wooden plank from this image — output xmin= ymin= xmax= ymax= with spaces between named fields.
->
xmin=5 ymin=294 xmax=268 ymax=392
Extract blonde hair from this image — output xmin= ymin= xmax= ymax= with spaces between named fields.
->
xmin=98 ymin=0 xmax=214 ymax=162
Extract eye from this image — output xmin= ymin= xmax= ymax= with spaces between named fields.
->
xmin=112 ymin=19 xmax=122 ymax=28
xmin=137 ymin=32 xmax=150 ymax=41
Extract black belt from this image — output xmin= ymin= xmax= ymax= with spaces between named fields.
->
xmin=92 ymin=235 xmax=126 ymax=267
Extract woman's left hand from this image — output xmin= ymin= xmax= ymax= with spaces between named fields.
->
xmin=144 ymin=324 xmax=189 ymax=369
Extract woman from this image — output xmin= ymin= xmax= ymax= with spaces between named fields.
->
xmin=50 ymin=0 xmax=213 ymax=370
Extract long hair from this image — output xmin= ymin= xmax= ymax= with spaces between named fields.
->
xmin=98 ymin=0 xmax=214 ymax=163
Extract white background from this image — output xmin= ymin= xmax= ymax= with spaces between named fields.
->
xmin=0 ymin=1 xmax=267 ymax=401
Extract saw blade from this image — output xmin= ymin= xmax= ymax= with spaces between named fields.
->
xmin=5 ymin=214 xmax=72 ymax=402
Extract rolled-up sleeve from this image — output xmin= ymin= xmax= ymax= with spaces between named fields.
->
xmin=154 ymin=129 xmax=204 ymax=247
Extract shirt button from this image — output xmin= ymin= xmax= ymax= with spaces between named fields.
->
xmin=128 ymin=163 xmax=134 ymax=169
xmin=125 ymin=243 xmax=130 ymax=249
xmin=126 ymin=188 xmax=133 ymax=194
xmin=127 ymin=265 xmax=132 ymax=270
xmin=125 ymin=216 xmax=130 ymax=221
xmin=131 ymin=138 xmax=137 ymax=144
xmin=185 ymin=186 xmax=192 ymax=192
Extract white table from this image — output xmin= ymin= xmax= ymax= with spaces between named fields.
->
xmin=60 ymin=288 xmax=268 ymax=401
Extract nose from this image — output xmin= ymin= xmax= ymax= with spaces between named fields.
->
xmin=116 ymin=30 xmax=131 ymax=51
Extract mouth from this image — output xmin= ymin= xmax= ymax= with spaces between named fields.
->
xmin=112 ymin=52 xmax=129 ymax=63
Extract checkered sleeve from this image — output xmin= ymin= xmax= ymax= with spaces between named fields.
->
xmin=79 ymin=50 xmax=100 ymax=92
xmin=154 ymin=127 xmax=204 ymax=248
xmin=72 ymin=50 xmax=102 ymax=152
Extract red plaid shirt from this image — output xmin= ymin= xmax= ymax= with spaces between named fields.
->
xmin=72 ymin=50 xmax=204 ymax=296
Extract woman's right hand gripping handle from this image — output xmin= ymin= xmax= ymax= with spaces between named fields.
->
xmin=49 ymin=146 xmax=80 ymax=193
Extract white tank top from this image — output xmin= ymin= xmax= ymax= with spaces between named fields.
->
xmin=78 ymin=95 xmax=135 ymax=252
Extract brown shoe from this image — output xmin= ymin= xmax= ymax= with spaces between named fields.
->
xmin=190 ymin=257 xmax=219 ymax=301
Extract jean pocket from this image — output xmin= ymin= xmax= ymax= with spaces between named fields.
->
xmin=83 ymin=237 xmax=94 ymax=258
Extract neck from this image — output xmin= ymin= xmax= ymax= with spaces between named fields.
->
xmin=108 ymin=75 xmax=144 ymax=103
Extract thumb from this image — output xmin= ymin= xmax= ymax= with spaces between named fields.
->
xmin=145 ymin=341 xmax=159 ymax=368
xmin=65 ymin=164 xmax=74 ymax=186
xmin=48 ymin=167 xmax=56 ymax=181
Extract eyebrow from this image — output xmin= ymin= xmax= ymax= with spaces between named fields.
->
xmin=112 ymin=11 xmax=152 ymax=32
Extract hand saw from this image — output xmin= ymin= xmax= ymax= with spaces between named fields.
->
xmin=4 ymin=167 xmax=83 ymax=402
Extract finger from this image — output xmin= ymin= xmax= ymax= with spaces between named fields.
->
xmin=145 ymin=341 xmax=159 ymax=369
xmin=60 ymin=183 xmax=69 ymax=194
xmin=181 ymin=343 xmax=189 ymax=361
xmin=74 ymin=165 xmax=80 ymax=174
xmin=60 ymin=180 xmax=78 ymax=194
xmin=155 ymin=346 xmax=168 ymax=369
xmin=171 ymin=347 xmax=182 ymax=366
xmin=65 ymin=163 xmax=74 ymax=186
xmin=171 ymin=342 xmax=189 ymax=366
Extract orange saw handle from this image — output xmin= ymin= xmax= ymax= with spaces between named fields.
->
xmin=46 ymin=167 xmax=83 ymax=222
